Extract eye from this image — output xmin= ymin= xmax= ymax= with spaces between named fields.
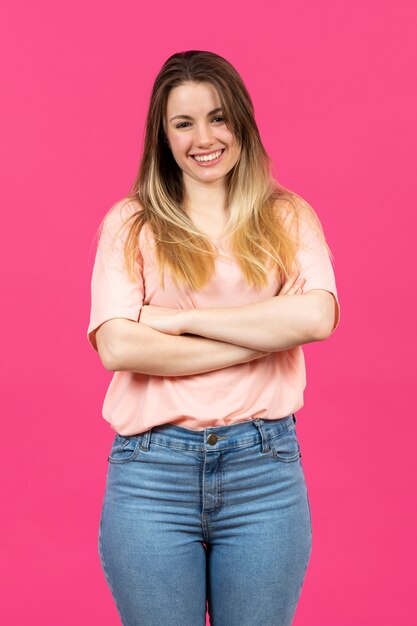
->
xmin=175 ymin=116 xmax=225 ymax=129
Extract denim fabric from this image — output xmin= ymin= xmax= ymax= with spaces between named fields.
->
xmin=98 ymin=414 xmax=312 ymax=626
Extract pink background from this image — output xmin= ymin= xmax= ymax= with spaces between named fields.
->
xmin=2 ymin=0 xmax=416 ymax=624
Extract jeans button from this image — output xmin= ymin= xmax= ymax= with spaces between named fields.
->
xmin=207 ymin=433 xmax=218 ymax=445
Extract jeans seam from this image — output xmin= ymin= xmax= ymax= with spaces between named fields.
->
xmin=108 ymin=437 xmax=142 ymax=464
xmin=98 ymin=508 xmax=128 ymax=625
xmin=268 ymin=420 xmax=300 ymax=461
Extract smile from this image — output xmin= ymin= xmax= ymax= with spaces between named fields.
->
xmin=190 ymin=149 xmax=225 ymax=165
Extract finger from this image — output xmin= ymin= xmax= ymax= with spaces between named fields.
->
xmin=279 ymin=272 xmax=299 ymax=295
xmin=296 ymin=278 xmax=306 ymax=293
xmin=287 ymin=271 xmax=300 ymax=285
xmin=285 ymin=278 xmax=305 ymax=296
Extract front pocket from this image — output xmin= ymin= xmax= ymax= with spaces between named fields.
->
xmin=270 ymin=427 xmax=301 ymax=463
xmin=108 ymin=435 xmax=142 ymax=464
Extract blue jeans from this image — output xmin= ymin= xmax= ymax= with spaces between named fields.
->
xmin=98 ymin=413 xmax=312 ymax=626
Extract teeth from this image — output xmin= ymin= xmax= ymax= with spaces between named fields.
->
xmin=193 ymin=150 xmax=223 ymax=162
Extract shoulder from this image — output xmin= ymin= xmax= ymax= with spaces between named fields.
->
xmin=277 ymin=191 xmax=324 ymax=232
xmin=91 ymin=198 xmax=144 ymax=257
xmin=102 ymin=196 xmax=144 ymax=229
xmin=95 ymin=197 xmax=144 ymax=245
xmin=271 ymin=191 xmax=327 ymax=256
xmin=272 ymin=190 xmax=316 ymax=222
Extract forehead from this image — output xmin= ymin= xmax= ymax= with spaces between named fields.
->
xmin=166 ymin=81 xmax=222 ymax=116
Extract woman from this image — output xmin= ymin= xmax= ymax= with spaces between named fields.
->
xmin=87 ymin=50 xmax=340 ymax=626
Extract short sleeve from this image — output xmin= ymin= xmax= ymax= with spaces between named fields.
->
xmin=292 ymin=204 xmax=341 ymax=335
xmin=86 ymin=199 xmax=145 ymax=352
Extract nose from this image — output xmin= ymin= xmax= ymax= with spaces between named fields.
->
xmin=194 ymin=122 xmax=215 ymax=146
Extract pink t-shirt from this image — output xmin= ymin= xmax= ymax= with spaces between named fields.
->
xmin=87 ymin=198 xmax=340 ymax=435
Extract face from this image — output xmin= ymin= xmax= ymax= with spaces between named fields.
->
xmin=164 ymin=81 xmax=241 ymax=188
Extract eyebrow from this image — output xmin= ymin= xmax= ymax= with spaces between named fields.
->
xmin=169 ymin=107 xmax=223 ymax=123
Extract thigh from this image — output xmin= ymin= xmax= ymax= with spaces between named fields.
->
xmin=206 ymin=428 xmax=312 ymax=626
xmin=98 ymin=435 xmax=207 ymax=626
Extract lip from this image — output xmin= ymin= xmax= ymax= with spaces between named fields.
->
xmin=191 ymin=149 xmax=224 ymax=156
xmin=190 ymin=148 xmax=225 ymax=167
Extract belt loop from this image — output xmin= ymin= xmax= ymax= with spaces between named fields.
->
xmin=140 ymin=429 xmax=152 ymax=451
xmin=252 ymin=418 xmax=271 ymax=453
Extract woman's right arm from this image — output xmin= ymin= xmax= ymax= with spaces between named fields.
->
xmin=95 ymin=318 xmax=267 ymax=376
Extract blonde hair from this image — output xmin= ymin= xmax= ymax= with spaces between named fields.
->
xmin=101 ymin=50 xmax=332 ymax=290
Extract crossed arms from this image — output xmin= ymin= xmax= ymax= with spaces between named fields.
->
xmin=95 ymin=281 xmax=337 ymax=377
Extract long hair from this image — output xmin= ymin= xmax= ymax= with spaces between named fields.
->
xmin=102 ymin=50 xmax=331 ymax=290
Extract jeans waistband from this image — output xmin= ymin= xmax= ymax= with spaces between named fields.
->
xmin=135 ymin=414 xmax=297 ymax=453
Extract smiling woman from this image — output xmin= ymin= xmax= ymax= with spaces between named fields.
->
xmin=164 ymin=82 xmax=241 ymax=185
xmin=87 ymin=49 xmax=341 ymax=626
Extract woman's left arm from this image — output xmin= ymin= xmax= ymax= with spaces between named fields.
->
xmin=140 ymin=288 xmax=337 ymax=352
xmin=179 ymin=289 xmax=337 ymax=351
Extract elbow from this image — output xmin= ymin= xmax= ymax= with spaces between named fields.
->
xmin=95 ymin=326 xmax=124 ymax=372
xmin=98 ymin=343 xmax=120 ymax=371
xmin=312 ymin=320 xmax=332 ymax=342
xmin=96 ymin=320 xmax=163 ymax=374
xmin=311 ymin=295 xmax=338 ymax=341
xmin=101 ymin=353 xmax=119 ymax=372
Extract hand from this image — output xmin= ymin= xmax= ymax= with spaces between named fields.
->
xmin=277 ymin=271 xmax=306 ymax=296
xmin=139 ymin=304 xmax=186 ymax=335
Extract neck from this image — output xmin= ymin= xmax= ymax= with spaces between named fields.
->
xmin=183 ymin=176 xmax=228 ymax=217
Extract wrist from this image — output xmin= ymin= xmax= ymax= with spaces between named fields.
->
xmin=180 ymin=308 xmax=199 ymax=335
